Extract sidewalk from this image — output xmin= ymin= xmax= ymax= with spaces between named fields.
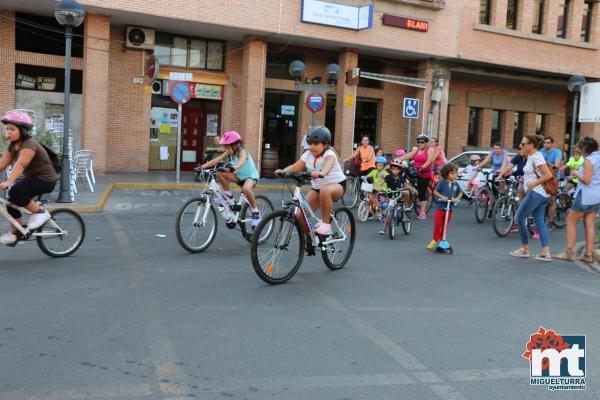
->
xmin=46 ymin=171 xmax=297 ymax=213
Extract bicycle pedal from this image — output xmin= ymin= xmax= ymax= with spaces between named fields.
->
xmin=231 ymin=204 xmax=241 ymax=212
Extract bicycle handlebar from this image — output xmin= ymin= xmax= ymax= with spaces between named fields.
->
xmin=275 ymin=171 xmax=312 ymax=183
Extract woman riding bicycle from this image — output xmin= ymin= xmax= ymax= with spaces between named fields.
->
xmin=400 ymin=134 xmax=435 ymax=220
xmin=345 ymin=135 xmax=375 ymax=176
xmin=201 ymin=131 xmax=261 ymax=227
xmin=0 ymin=110 xmax=57 ymax=245
xmin=276 ymin=126 xmax=345 ymax=236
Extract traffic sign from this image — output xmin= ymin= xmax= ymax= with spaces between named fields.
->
xmin=170 ymin=81 xmax=193 ymax=104
xmin=403 ymin=98 xmax=419 ymax=119
xmin=146 ymin=55 xmax=159 ymax=82
xmin=306 ymin=92 xmax=325 ymax=113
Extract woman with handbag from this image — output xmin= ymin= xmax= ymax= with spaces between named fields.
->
xmin=510 ymin=134 xmax=554 ymax=261
xmin=345 ymin=136 xmax=375 ymax=176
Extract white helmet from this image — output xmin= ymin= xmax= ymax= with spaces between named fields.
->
xmin=469 ymin=154 xmax=482 ymax=162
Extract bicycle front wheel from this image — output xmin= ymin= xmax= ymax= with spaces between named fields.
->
xmin=474 ymin=189 xmax=490 ymax=223
xmin=402 ymin=210 xmax=411 ymax=235
xmin=342 ymin=177 xmax=359 ymax=208
xmin=492 ymin=196 xmax=514 ymax=238
xmin=240 ymin=195 xmax=274 ymax=243
xmin=387 ymin=209 xmax=395 ymax=240
xmin=175 ymin=196 xmax=218 ymax=253
xmin=322 ymin=207 xmax=356 ymax=270
xmin=357 ymin=199 xmax=370 ymax=222
xmin=250 ymin=209 xmax=305 ymax=284
xmin=37 ymin=209 xmax=86 ymax=258
xmin=552 ymin=193 xmax=570 ymax=229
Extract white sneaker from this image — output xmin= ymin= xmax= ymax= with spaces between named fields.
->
xmin=315 ymin=223 xmax=332 ymax=236
xmin=28 ymin=210 xmax=51 ymax=230
xmin=0 ymin=233 xmax=17 ymax=245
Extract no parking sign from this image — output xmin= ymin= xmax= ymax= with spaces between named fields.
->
xmin=170 ymin=81 xmax=193 ymax=104
xmin=306 ymin=92 xmax=325 ymax=113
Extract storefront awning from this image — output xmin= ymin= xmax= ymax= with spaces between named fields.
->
xmin=359 ymin=71 xmax=427 ymax=89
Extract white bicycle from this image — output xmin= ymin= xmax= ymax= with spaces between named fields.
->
xmin=0 ymin=194 xmax=85 ymax=257
xmin=175 ymin=164 xmax=275 ymax=253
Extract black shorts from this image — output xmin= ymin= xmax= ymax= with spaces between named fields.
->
xmin=416 ymin=177 xmax=431 ymax=202
xmin=7 ymin=176 xmax=56 ymax=219
xmin=311 ymin=180 xmax=346 ymax=194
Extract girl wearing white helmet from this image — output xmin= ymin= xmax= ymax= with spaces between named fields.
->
xmin=276 ymin=126 xmax=345 ymax=236
xmin=201 ymin=130 xmax=261 ymax=227
xmin=0 ymin=110 xmax=57 ymax=245
xmin=465 ymin=154 xmax=481 ymax=195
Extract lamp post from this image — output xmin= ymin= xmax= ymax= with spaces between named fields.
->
xmin=567 ymin=75 xmax=586 ymax=158
xmin=55 ymin=0 xmax=85 ymax=203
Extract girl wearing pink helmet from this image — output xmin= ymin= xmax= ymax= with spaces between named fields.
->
xmin=201 ymin=131 xmax=262 ymax=227
xmin=0 ymin=110 xmax=57 ymax=245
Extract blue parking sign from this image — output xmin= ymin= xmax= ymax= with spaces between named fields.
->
xmin=403 ymin=98 xmax=419 ymax=119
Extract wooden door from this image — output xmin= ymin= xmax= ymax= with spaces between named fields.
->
xmin=181 ymin=107 xmax=204 ymax=171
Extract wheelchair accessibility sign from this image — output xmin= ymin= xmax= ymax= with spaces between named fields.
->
xmin=403 ymin=98 xmax=419 ymax=119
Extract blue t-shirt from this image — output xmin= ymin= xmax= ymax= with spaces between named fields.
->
xmin=510 ymin=154 xmax=527 ymax=177
xmin=435 ymin=179 xmax=464 ymax=211
xmin=539 ymin=147 xmax=563 ymax=178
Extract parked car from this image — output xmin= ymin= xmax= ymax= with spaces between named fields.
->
xmin=448 ymin=150 xmax=516 ymax=191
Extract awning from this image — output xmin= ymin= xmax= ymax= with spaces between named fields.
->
xmin=359 ymin=71 xmax=427 ymax=89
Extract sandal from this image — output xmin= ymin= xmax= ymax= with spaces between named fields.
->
xmin=510 ymin=248 xmax=530 ymax=258
xmin=552 ymin=248 xmax=574 ymax=261
xmin=534 ymin=253 xmax=552 ymax=262
xmin=576 ymin=254 xmax=594 ymax=263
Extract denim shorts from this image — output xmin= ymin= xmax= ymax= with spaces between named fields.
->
xmin=571 ymin=190 xmax=600 ymax=213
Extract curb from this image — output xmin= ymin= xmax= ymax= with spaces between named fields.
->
xmin=47 ymin=182 xmax=306 ymax=214
xmin=574 ymin=241 xmax=600 ymax=275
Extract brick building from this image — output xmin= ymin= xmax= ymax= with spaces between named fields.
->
xmin=0 ymin=0 xmax=598 ymax=174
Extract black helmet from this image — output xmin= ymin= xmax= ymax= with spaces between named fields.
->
xmin=416 ymin=134 xmax=429 ymax=143
xmin=306 ymin=126 xmax=331 ymax=144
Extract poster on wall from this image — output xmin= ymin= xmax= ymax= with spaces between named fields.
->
xmin=579 ymin=82 xmax=600 ymax=123
xmin=206 ymin=114 xmax=219 ymax=136
xmin=16 ymin=74 xmax=36 ymax=89
xmin=151 ymin=107 xmax=176 ymax=138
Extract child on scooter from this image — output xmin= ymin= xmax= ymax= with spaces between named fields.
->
xmin=427 ymin=163 xmax=464 ymax=250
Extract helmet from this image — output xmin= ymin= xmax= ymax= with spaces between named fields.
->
xmin=394 ymin=148 xmax=406 ymax=157
xmin=219 ymin=131 xmax=242 ymax=145
xmin=375 ymin=156 xmax=387 ymax=164
xmin=306 ymin=126 xmax=331 ymax=144
xmin=469 ymin=154 xmax=482 ymax=162
xmin=416 ymin=134 xmax=429 ymax=143
xmin=389 ymin=159 xmax=404 ymax=169
xmin=1 ymin=110 xmax=33 ymax=130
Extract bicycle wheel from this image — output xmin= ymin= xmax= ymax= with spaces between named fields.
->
xmin=425 ymin=186 xmax=434 ymax=214
xmin=175 ymin=195 xmax=218 ymax=253
xmin=322 ymin=207 xmax=356 ymax=270
xmin=402 ymin=210 xmax=411 ymax=235
xmin=474 ymin=189 xmax=490 ymax=223
xmin=341 ymin=177 xmax=359 ymax=208
xmin=492 ymin=197 xmax=514 ymax=238
xmin=387 ymin=208 xmax=396 ymax=240
xmin=250 ymin=209 xmax=305 ymax=284
xmin=240 ymin=195 xmax=274 ymax=243
xmin=36 ymin=209 xmax=85 ymax=258
xmin=357 ymin=199 xmax=370 ymax=222
xmin=552 ymin=193 xmax=570 ymax=229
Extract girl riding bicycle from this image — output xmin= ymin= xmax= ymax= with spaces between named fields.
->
xmin=380 ymin=159 xmax=414 ymax=235
xmin=0 ymin=110 xmax=57 ymax=245
xmin=276 ymin=126 xmax=345 ymax=236
xmin=201 ymin=131 xmax=261 ymax=227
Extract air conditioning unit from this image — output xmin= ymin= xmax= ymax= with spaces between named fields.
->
xmin=151 ymin=80 xmax=162 ymax=94
xmin=126 ymin=26 xmax=155 ymax=50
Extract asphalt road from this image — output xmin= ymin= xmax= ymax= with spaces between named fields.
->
xmin=1 ymin=188 xmax=598 ymax=399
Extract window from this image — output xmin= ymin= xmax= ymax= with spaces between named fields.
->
xmin=513 ymin=112 xmax=524 ymax=149
xmin=479 ymin=0 xmax=492 ymax=24
xmin=582 ymin=2 xmax=593 ymax=42
xmin=266 ymin=51 xmax=304 ymax=80
xmin=491 ymin=110 xmax=503 ymax=146
xmin=358 ymin=58 xmax=383 ymax=89
xmin=506 ymin=0 xmax=518 ymax=30
xmin=532 ymin=0 xmax=544 ymax=34
xmin=536 ymin=114 xmax=547 ymax=135
xmin=467 ymin=108 xmax=481 ymax=147
xmin=557 ymin=1 xmax=569 ymax=38
xmin=154 ymin=32 xmax=224 ymax=71
xmin=15 ymin=13 xmax=84 ymax=58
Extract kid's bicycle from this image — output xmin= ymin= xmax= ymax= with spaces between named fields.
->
xmin=250 ymin=172 xmax=356 ymax=285
xmin=0 ymin=193 xmax=85 ymax=257
xmin=383 ymin=189 xmax=412 ymax=240
xmin=175 ymin=164 xmax=274 ymax=253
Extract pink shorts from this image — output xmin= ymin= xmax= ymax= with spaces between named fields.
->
xmin=469 ymin=178 xmax=480 ymax=186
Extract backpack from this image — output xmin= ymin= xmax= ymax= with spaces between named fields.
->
xmin=40 ymin=143 xmax=62 ymax=174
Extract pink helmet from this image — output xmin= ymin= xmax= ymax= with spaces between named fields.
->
xmin=219 ymin=131 xmax=242 ymax=145
xmin=1 ymin=110 xmax=33 ymax=130
xmin=394 ymin=148 xmax=406 ymax=157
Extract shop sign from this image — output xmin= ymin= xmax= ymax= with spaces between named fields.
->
xmin=579 ymin=82 xmax=600 ymax=123
xmin=15 ymin=73 xmax=36 ymax=89
xmin=301 ymin=0 xmax=373 ymax=30
xmin=382 ymin=14 xmax=429 ymax=32
xmin=281 ymin=105 xmax=295 ymax=115
xmin=306 ymin=92 xmax=325 ymax=113
xmin=193 ymin=83 xmax=223 ymax=100
xmin=37 ymin=77 xmax=57 ymax=91
xmin=169 ymin=72 xmax=193 ymax=82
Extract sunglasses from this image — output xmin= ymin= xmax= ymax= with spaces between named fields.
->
xmin=543 ymin=141 xmax=551 ymax=144
xmin=520 ymin=142 xmax=530 ymax=146
xmin=417 ymin=141 xmax=426 ymax=144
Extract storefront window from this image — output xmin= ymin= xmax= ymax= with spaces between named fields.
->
xmin=532 ymin=0 xmax=544 ymax=34
xmin=467 ymin=108 xmax=481 ymax=147
xmin=513 ymin=112 xmax=524 ymax=149
xmin=506 ymin=0 xmax=518 ymax=29
xmin=354 ymin=99 xmax=379 ymax=145
xmin=536 ymin=114 xmax=547 ymax=135
xmin=557 ymin=1 xmax=569 ymax=38
xmin=491 ymin=110 xmax=503 ymax=146
xmin=479 ymin=0 xmax=491 ymax=24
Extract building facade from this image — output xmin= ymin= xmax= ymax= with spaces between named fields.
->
xmin=0 ymin=0 xmax=598 ymax=174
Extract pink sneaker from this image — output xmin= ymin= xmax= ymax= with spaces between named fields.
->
xmin=315 ymin=223 xmax=333 ymax=235
xmin=510 ymin=225 xmax=519 ymax=233
xmin=532 ymin=232 xmax=540 ymax=239
xmin=416 ymin=212 xmax=427 ymax=220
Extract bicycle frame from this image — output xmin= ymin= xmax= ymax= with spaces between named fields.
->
xmin=195 ymin=170 xmax=251 ymax=227
xmin=0 ymin=197 xmax=63 ymax=238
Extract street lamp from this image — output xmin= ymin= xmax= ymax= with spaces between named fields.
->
xmin=567 ymin=75 xmax=586 ymax=158
xmin=55 ymin=0 xmax=85 ymax=203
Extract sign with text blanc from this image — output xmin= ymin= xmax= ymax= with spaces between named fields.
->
xmin=301 ymin=0 xmax=373 ymax=30
xmin=579 ymin=82 xmax=600 ymax=123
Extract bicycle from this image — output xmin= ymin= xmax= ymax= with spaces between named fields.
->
xmin=491 ymin=175 xmax=520 ymax=237
xmin=341 ymin=163 xmax=360 ymax=208
xmin=473 ymin=171 xmax=500 ymax=223
xmin=250 ymin=172 xmax=356 ymax=285
xmin=356 ymin=177 xmax=383 ymax=222
xmin=175 ymin=164 xmax=274 ymax=253
xmin=551 ymin=178 xmax=572 ymax=229
xmin=383 ymin=189 xmax=412 ymax=240
xmin=405 ymin=167 xmax=434 ymax=214
xmin=0 ymin=193 xmax=85 ymax=257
